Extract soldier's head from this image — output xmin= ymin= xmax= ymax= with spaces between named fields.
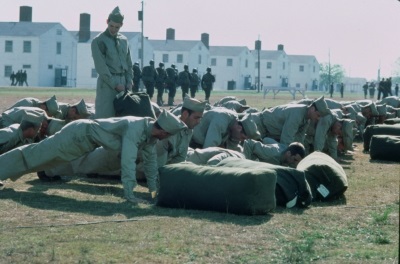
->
xmin=281 ymin=142 xmax=306 ymax=167
xmin=184 ymin=65 xmax=189 ymax=70
xmin=107 ymin=7 xmax=124 ymax=36
xmin=67 ymin=99 xmax=90 ymax=121
xmin=308 ymin=96 xmax=330 ymax=122
xmin=180 ymin=96 xmax=206 ymax=129
xmin=331 ymin=120 xmax=343 ymax=136
xmin=361 ymin=103 xmax=379 ymax=119
xmin=206 ymin=67 xmax=212 ymax=73
xmin=192 ymin=68 xmax=197 ymax=73
xmin=171 ymin=64 xmax=176 ymax=69
xmin=152 ymin=109 xmax=187 ymax=140
xmin=20 ymin=114 xmax=44 ymax=139
xmin=159 ymin=62 xmax=164 ymax=68
xmin=149 ymin=60 xmax=154 ymax=66
xmin=134 ymin=62 xmax=139 ymax=66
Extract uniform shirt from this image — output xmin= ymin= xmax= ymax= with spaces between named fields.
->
xmin=201 ymin=72 xmax=215 ymax=89
xmin=156 ymin=127 xmax=193 ymax=167
xmin=243 ymin=139 xmax=286 ymax=165
xmin=91 ymin=30 xmax=133 ymax=89
xmin=0 ymin=124 xmax=32 ymax=154
xmin=260 ymin=104 xmax=310 ymax=146
xmin=191 ymin=107 xmax=238 ymax=148
xmin=6 ymin=97 xmax=41 ymax=111
xmin=186 ymin=147 xmax=245 ymax=165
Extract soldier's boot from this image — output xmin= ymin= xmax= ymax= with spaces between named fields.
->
xmin=157 ymin=96 xmax=163 ymax=106
xmin=168 ymin=97 xmax=175 ymax=106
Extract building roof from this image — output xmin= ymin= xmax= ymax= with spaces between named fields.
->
xmin=70 ymin=30 xmax=141 ymax=43
xmin=252 ymin=50 xmax=286 ymax=60
xmin=209 ymin=46 xmax=249 ymax=57
xmin=0 ymin=22 xmax=61 ymax=37
xmin=288 ymin=55 xmax=317 ymax=64
xmin=149 ymin=39 xmax=202 ymax=52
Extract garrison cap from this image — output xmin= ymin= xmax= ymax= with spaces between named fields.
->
xmin=47 ymin=118 xmax=66 ymax=136
xmin=45 ymin=95 xmax=61 ymax=117
xmin=182 ymin=96 xmax=207 ymax=113
xmin=20 ymin=113 xmax=45 ymax=128
xmin=238 ymin=99 xmax=247 ymax=106
xmin=240 ymin=113 xmax=261 ymax=140
xmin=108 ymin=6 xmax=124 ymax=24
xmin=73 ymin=99 xmax=90 ymax=118
xmin=157 ymin=109 xmax=187 ymax=134
xmin=364 ymin=102 xmax=379 ymax=116
xmin=313 ymin=96 xmax=330 ymax=117
xmin=341 ymin=119 xmax=355 ymax=151
xmin=159 ymin=62 xmax=164 ymax=67
xmin=376 ymin=104 xmax=387 ymax=116
xmin=134 ymin=62 xmax=139 ymax=66
xmin=171 ymin=64 xmax=176 ymax=68
xmin=151 ymin=102 xmax=161 ymax=117
xmin=206 ymin=67 xmax=211 ymax=72
xmin=222 ymin=101 xmax=250 ymax=112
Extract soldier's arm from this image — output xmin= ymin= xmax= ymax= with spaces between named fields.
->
xmin=91 ymin=39 xmax=115 ymax=90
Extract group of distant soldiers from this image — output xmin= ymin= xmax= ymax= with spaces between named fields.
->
xmin=136 ymin=60 xmax=216 ymax=107
xmin=9 ymin=70 xmax=29 ymax=86
xmin=363 ymin=77 xmax=398 ymax=99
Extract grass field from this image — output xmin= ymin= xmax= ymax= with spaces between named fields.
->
xmin=0 ymin=87 xmax=399 ymax=263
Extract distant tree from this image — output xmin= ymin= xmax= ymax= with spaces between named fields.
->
xmin=319 ymin=63 xmax=346 ymax=90
xmin=391 ymin=57 xmax=400 ymax=84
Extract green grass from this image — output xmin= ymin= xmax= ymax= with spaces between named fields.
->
xmin=0 ymin=87 xmax=398 ymax=263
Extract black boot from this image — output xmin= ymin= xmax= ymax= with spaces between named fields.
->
xmin=37 ymin=171 xmax=62 ymax=182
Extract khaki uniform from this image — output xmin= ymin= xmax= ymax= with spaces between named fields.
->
xmin=242 ymin=139 xmax=286 ymax=165
xmin=191 ymin=107 xmax=238 ymax=148
xmin=156 ymin=128 xmax=193 ymax=167
xmin=91 ymin=30 xmax=133 ymax=118
xmin=0 ymin=117 xmax=158 ymax=200
xmin=259 ymin=104 xmax=310 ymax=146
xmin=6 ymin=96 xmax=61 ymax=117
xmin=0 ymin=107 xmax=46 ymax=128
xmin=186 ymin=147 xmax=245 ymax=165
xmin=0 ymin=124 xmax=34 ymax=155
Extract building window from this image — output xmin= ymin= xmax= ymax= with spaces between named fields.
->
xmin=266 ymin=76 xmax=272 ymax=79
xmin=22 ymin=65 xmax=31 ymax=69
xmin=5 ymin=40 xmax=13 ymax=52
xmin=198 ymin=45 xmax=202 ymax=50
xmin=163 ymin=54 xmax=169 ymax=63
xmin=313 ymin=66 xmax=316 ymax=73
xmin=91 ymin=68 xmax=97 ymax=78
xmin=177 ymin=54 xmax=183 ymax=63
xmin=48 ymin=65 xmax=53 ymax=69
xmin=4 ymin=65 xmax=12 ymax=77
xmin=211 ymin=58 xmax=217 ymax=66
xmin=56 ymin=29 xmax=62 ymax=35
xmin=198 ymin=55 xmax=202 ymax=64
xmin=267 ymin=62 xmax=272 ymax=69
xmin=23 ymin=41 xmax=31 ymax=53
xmin=245 ymin=59 xmax=248 ymax=68
xmin=227 ymin=58 xmax=233 ymax=66
xmin=56 ymin=42 xmax=62 ymax=54
xmin=138 ymin=49 xmax=142 ymax=59
xmin=255 ymin=62 xmax=258 ymax=69
xmin=296 ymin=83 xmax=301 ymax=88
xmin=282 ymin=62 xmax=286 ymax=70
xmin=299 ymin=65 xmax=304 ymax=72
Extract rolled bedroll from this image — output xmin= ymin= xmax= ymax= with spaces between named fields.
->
xmin=369 ymin=135 xmax=400 ymax=162
xmin=363 ymin=124 xmax=400 ymax=151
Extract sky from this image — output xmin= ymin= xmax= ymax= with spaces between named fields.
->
xmin=1 ymin=0 xmax=399 ymax=80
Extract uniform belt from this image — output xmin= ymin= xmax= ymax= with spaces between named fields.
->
xmin=111 ymin=72 xmax=125 ymax=76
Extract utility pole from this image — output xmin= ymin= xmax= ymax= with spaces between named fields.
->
xmin=328 ymin=49 xmax=331 ymax=88
xmin=138 ymin=1 xmax=144 ymax=69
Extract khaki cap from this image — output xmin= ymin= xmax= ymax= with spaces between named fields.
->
xmin=73 ymin=99 xmax=90 ymax=118
xmin=240 ymin=113 xmax=261 ymax=140
xmin=364 ymin=102 xmax=379 ymax=116
xmin=313 ymin=96 xmax=330 ymax=117
xmin=45 ymin=95 xmax=61 ymax=117
xmin=108 ymin=6 xmax=124 ymax=24
xmin=20 ymin=113 xmax=45 ymax=128
xmin=182 ymin=96 xmax=207 ymax=113
xmin=157 ymin=109 xmax=187 ymax=134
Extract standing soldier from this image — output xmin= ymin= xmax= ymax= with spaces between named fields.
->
xmin=178 ymin=64 xmax=191 ymax=100
xmin=21 ymin=70 xmax=29 ymax=86
xmin=201 ymin=67 xmax=215 ymax=102
xmin=329 ymin=83 xmax=334 ymax=98
xmin=363 ymin=82 xmax=369 ymax=99
xmin=165 ymin=64 xmax=178 ymax=106
xmin=141 ymin=60 xmax=158 ymax=99
xmin=91 ymin=6 xmax=133 ymax=118
xmin=395 ymin=83 xmax=399 ymax=97
xmin=10 ymin=71 xmax=16 ymax=86
xmin=155 ymin=62 xmax=167 ymax=106
xmin=340 ymin=82 xmax=344 ymax=98
xmin=190 ymin=68 xmax=200 ymax=98
xmin=16 ymin=70 xmax=22 ymax=86
xmin=132 ymin=62 xmax=141 ymax=92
